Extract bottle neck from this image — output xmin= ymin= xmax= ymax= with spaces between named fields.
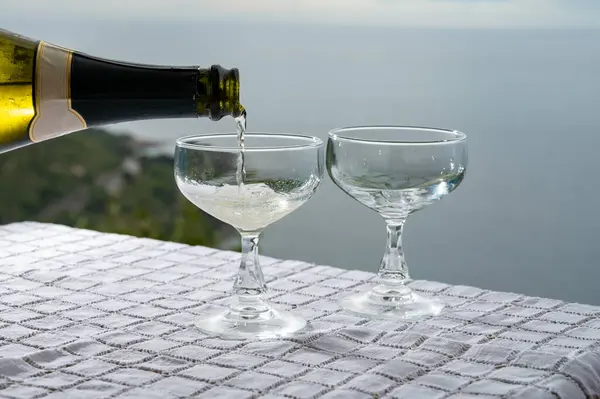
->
xmin=69 ymin=53 xmax=242 ymax=127
xmin=199 ymin=65 xmax=243 ymax=121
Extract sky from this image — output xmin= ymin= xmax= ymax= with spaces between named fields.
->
xmin=3 ymin=0 xmax=600 ymax=28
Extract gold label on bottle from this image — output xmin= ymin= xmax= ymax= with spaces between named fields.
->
xmin=29 ymin=41 xmax=86 ymax=142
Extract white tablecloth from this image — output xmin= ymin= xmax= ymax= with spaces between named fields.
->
xmin=0 ymin=222 xmax=598 ymax=398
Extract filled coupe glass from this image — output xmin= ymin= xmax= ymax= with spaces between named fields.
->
xmin=175 ymin=132 xmax=323 ymax=339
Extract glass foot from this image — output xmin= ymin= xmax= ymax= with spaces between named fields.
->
xmin=340 ymin=283 xmax=443 ymax=320
xmin=195 ymin=301 xmax=307 ymax=340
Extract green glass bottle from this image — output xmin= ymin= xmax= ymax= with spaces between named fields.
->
xmin=0 ymin=28 xmax=243 ymax=154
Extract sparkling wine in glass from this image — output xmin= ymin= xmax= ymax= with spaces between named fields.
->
xmin=175 ymin=133 xmax=323 ymax=339
xmin=327 ymin=126 xmax=468 ymax=319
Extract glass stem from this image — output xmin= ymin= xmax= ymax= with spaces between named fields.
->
xmin=378 ymin=221 xmax=410 ymax=285
xmin=233 ymin=233 xmax=267 ymax=310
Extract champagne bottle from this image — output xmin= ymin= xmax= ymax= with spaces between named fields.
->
xmin=0 ymin=29 xmax=243 ymax=154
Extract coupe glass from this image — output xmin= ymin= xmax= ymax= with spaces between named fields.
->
xmin=327 ymin=126 xmax=468 ymax=319
xmin=175 ymin=133 xmax=324 ymax=339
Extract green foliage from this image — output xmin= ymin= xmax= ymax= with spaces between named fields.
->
xmin=0 ymin=128 xmax=236 ymax=248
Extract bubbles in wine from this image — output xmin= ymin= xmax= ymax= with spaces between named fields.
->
xmin=176 ymin=180 xmax=307 ymax=232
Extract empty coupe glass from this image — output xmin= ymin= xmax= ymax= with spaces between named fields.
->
xmin=327 ymin=126 xmax=468 ymax=319
xmin=175 ymin=133 xmax=323 ymax=339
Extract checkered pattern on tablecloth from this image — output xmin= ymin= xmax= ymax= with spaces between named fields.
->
xmin=0 ymin=222 xmax=598 ymax=398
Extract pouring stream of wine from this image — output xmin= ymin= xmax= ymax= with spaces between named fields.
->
xmin=235 ymin=110 xmax=247 ymax=194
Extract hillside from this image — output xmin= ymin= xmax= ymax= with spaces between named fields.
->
xmin=0 ymin=128 xmax=236 ymax=249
